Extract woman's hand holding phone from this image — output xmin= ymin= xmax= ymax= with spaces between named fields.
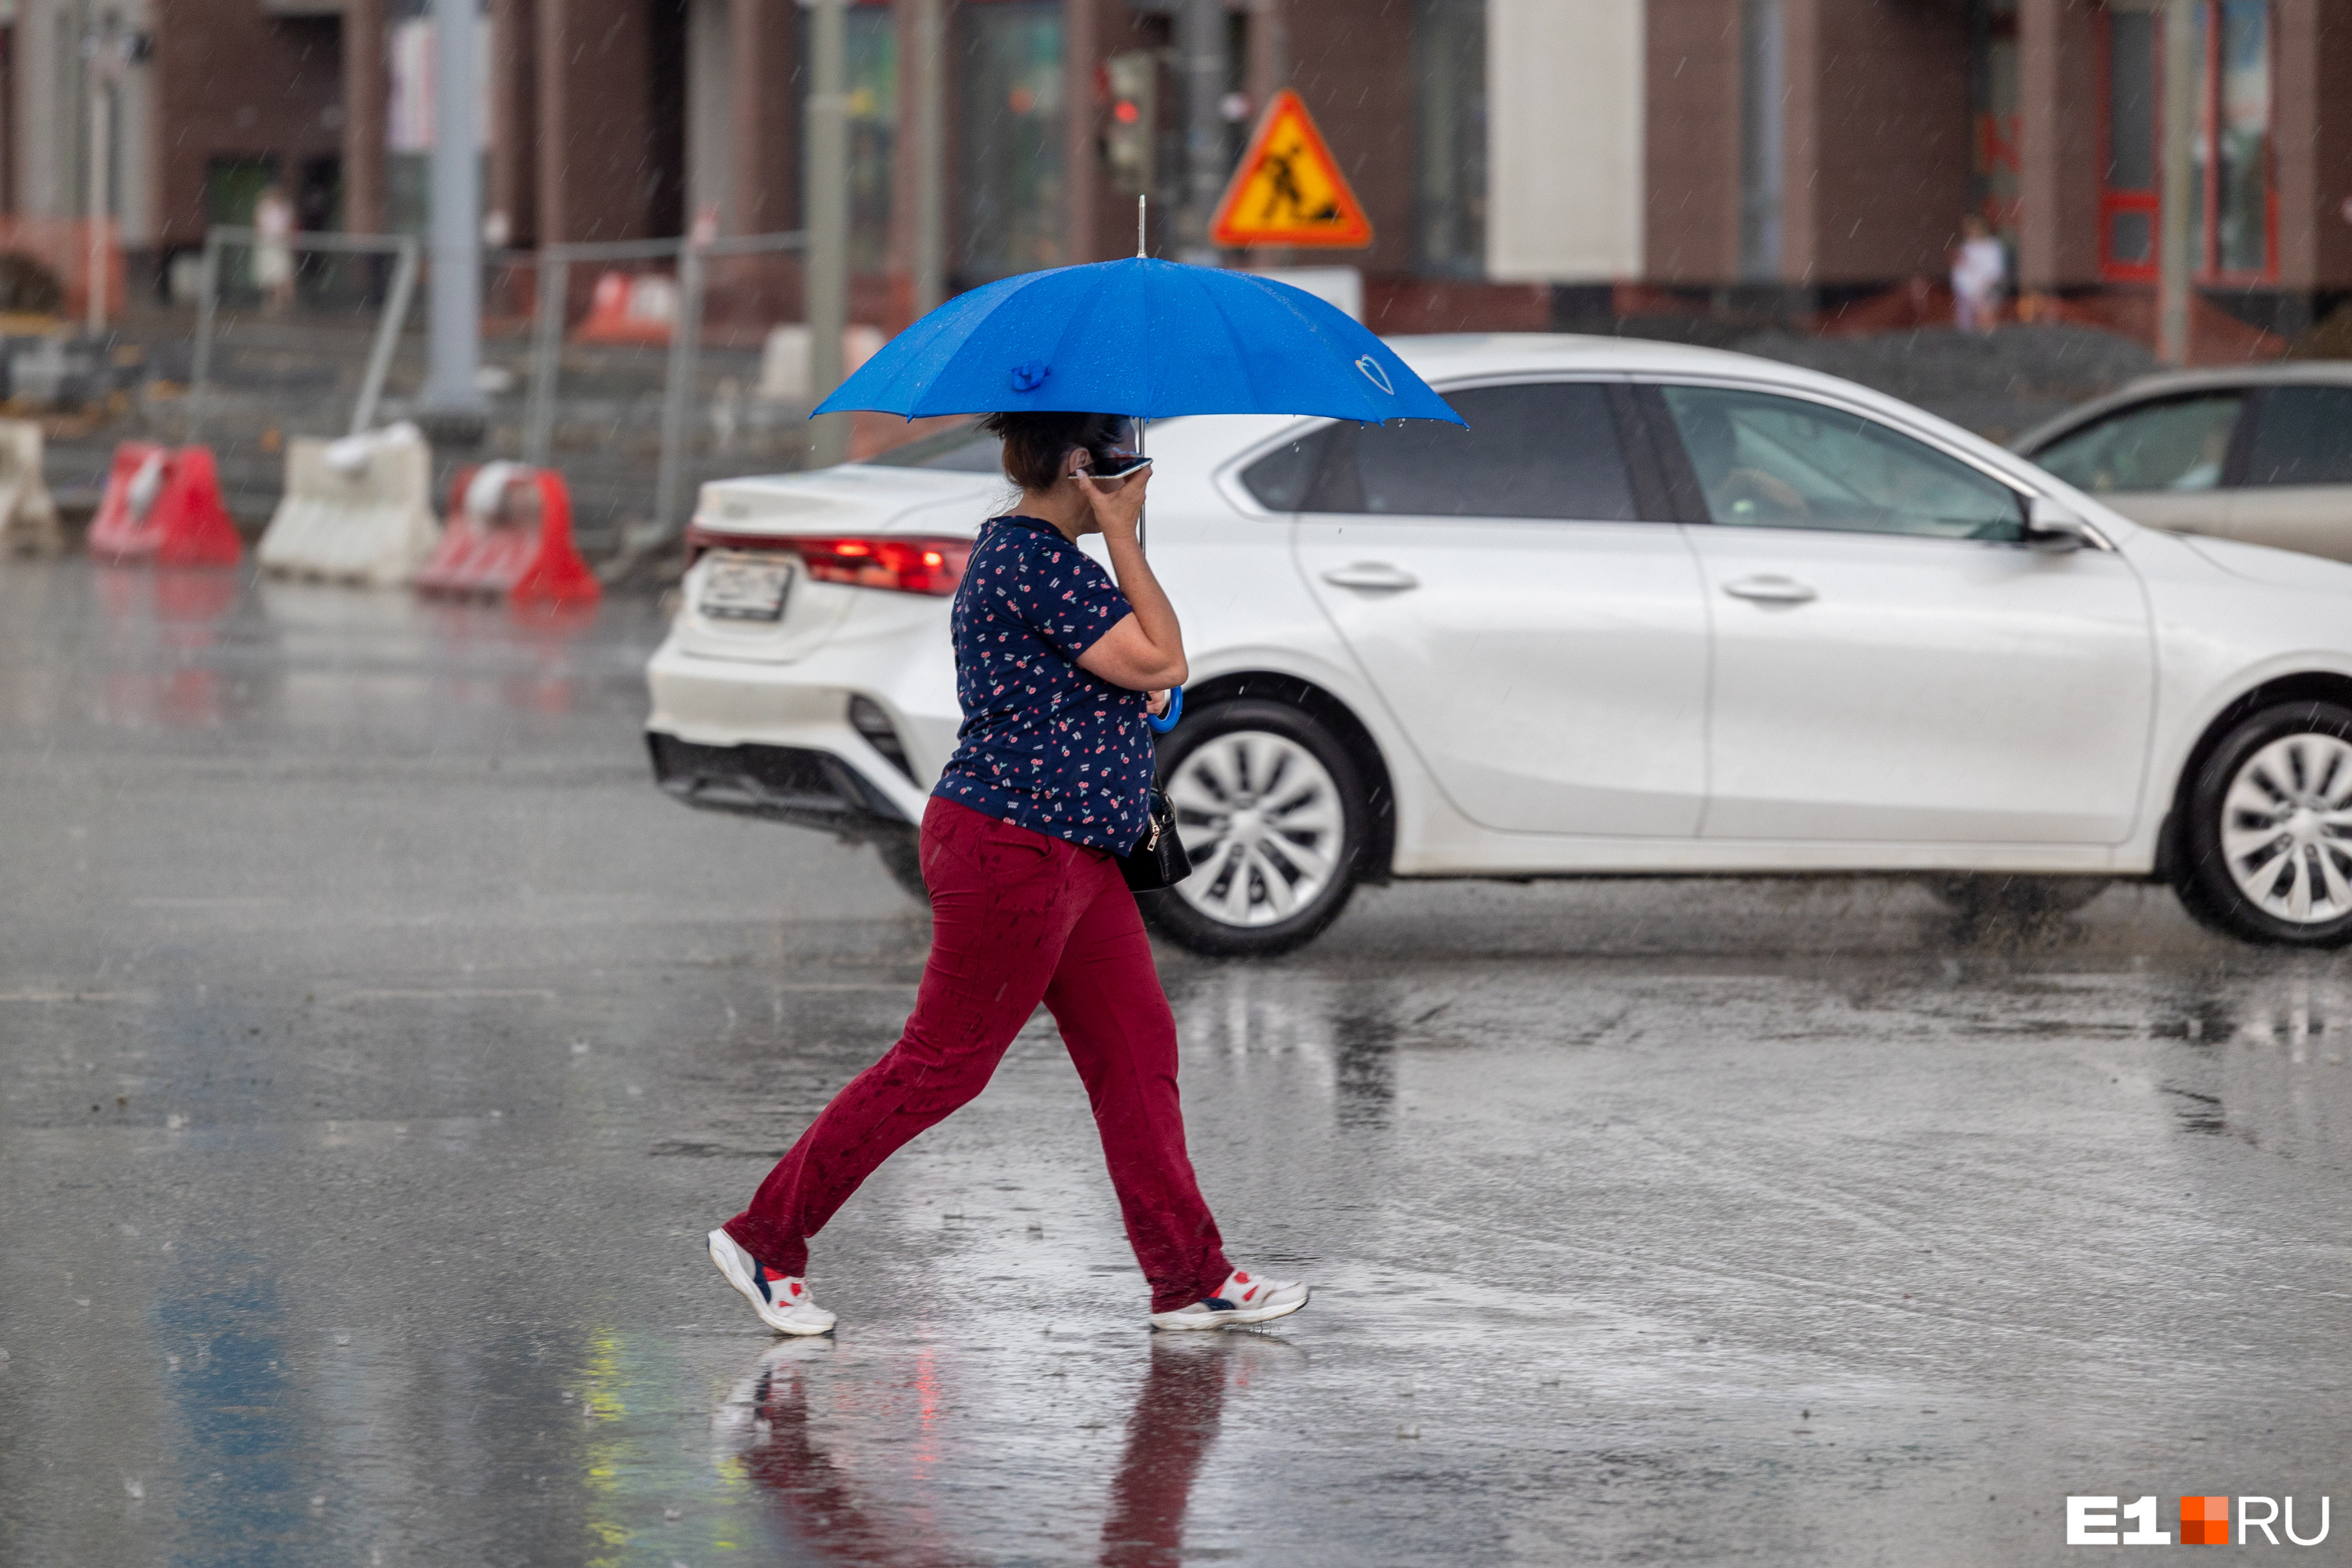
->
xmin=1080 ymin=463 xmax=1152 ymax=539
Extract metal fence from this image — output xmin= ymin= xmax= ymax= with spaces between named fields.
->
xmin=188 ymin=227 xmax=420 ymax=443
xmin=179 ymin=226 xmax=812 ymax=552
xmin=514 ymin=229 xmax=809 ymax=553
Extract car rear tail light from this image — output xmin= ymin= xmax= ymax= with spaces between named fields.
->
xmin=684 ymin=526 xmax=969 ymax=596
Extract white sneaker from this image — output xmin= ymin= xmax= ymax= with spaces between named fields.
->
xmin=707 ymin=1229 xmax=836 ymax=1335
xmin=1148 ymin=1267 xmax=1310 ymax=1331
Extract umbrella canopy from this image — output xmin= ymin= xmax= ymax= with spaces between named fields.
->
xmin=811 ymin=257 xmax=1464 ymax=426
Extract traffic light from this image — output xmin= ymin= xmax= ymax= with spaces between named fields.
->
xmin=1105 ymin=52 xmax=1156 ymax=194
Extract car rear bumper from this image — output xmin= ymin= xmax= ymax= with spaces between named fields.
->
xmin=646 ymin=731 xmax=913 ymax=838
xmin=644 ymin=626 xmax=950 ymax=818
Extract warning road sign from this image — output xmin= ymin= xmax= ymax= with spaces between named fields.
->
xmin=1209 ymin=89 xmax=1373 ymax=249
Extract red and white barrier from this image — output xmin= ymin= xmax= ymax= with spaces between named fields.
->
xmin=575 ymin=270 xmax=678 ymax=346
xmin=86 ymin=442 xmax=241 ymax=567
xmin=412 ymin=463 xmax=601 ymax=606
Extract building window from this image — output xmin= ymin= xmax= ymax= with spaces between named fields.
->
xmin=1414 ymin=0 xmax=1485 ymax=278
xmin=958 ymin=2 xmax=1063 ymax=283
xmin=2099 ymin=0 xmax=2274 ymax=284
xmin=1969 ymin=0 xmax=2022 ymax=236
xmin=2204 ymin=0 xmax=2273 ymax=277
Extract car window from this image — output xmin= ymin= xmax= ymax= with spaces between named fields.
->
xmin=863 ymin=421 xmax=1004 ymax=472
xmin=2028 ymin=392 xmax=2243 ymax=493
xmin=1658 ymin=385 xmax=2024 ymax=540
xmin=1243 ymin=383 xmax=1639 ymax=520
xmin=2245 ymin=386 xmax=2352 ymax=487
xmin=1240 ymin=426 xmax=1334 ymax=510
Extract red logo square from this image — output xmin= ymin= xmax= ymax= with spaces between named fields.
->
xmin=2181 ymin=1495 xmax=2230 ymax=1545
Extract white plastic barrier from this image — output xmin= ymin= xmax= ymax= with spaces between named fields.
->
xmin=757 ymin=323 xmax=885 ymax=402
xmin=256 ymin=422 xmax=440 ymax=586
xmin=0 ymin=419 xmax=61 ymax=557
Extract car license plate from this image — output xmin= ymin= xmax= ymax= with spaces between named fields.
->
xmin=699 ymin=554 xmax=792 ymax=622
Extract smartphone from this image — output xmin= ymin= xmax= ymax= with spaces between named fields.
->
xmin=1084 ymin=454 xmax=1153 ymax=483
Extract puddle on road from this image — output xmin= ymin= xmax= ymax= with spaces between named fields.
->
xmin=0 ymin=558 xmax=669 ymax=737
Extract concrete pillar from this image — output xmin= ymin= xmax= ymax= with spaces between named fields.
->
xmin=2272 ymin=0 xmax=2352 ymax=303
xmin=891 ymin=0 xmax=945 ymax=316
xmin=1245 ymin=0 xmax=1285 ymax=116
xmin=421 ymin=0 xmax=485 ymax=412
xmin=1776 ymin=0 xmax=1820 ymax=288
xmin=16 ymin=0 xmax=71 ymax=220
xmin=343 ymin=0 xmax=388 ymax=234
xmin=727 ymin=0 xmax=796 ymax=236
xmin=1643 ymin=0 xmax=1743 ymax=285
xmin=1488 ymin=0 xmax=1642 ymax=285
xmin=1062 ymin=0 xmax=1098 ymax=264
xmin=1175 ymin=0 xmax=1225 ymax=259
xmin=2015 ymin=0 xmax=2100 ymax=292
xmin=488 ymin=0 xmax=536 ymax=245
xmin=536 ymin=0 xmax=659 ymax=244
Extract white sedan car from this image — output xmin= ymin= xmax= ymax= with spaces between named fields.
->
xmin=645 ymin=335 xmax=2352 ymax=956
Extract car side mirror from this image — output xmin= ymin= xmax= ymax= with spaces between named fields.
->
xmin=2024 ymin=496 xmax=2096 ymax=554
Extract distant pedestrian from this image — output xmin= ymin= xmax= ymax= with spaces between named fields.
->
xmin=1951 ymin=214 xmax=2005 ymax=336
xmin=706 ymin=409 xmax=1310 ymax=1337
xmin=253 ymin=183 xmax=296 ymax=313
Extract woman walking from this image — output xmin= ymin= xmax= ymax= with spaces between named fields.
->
xmin=707 ymin=410 xmax=1309 ymax=1335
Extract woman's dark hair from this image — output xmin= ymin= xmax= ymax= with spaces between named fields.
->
xmin=980 ymin=411 xmax=1131 ymax=492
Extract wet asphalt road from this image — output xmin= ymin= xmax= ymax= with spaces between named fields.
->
xmin=5 ymin=559 xmax=2351 ymax=1567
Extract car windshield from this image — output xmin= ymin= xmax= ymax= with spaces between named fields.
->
xmin=2029 ymin=392 xmax=2244 ymax=493
xmin=1659 ymin=386 xmax=2024 ymax=539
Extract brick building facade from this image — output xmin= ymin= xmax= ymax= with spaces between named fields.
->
xmin=9 ymin=0 xmax=2350 ymax=343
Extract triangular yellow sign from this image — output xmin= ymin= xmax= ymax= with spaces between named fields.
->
xmin=1209 ymin=89 xmax=1374 ymax=249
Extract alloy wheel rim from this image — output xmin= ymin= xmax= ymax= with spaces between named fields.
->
xmin=1166 ymin=730 xmax=1345 ymax=928
xmin=2220 ymin=733 xmax=2352 ymax=924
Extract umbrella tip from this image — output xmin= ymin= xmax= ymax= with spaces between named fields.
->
xmin=1138 ymin=194 xmax=1147 ymax=260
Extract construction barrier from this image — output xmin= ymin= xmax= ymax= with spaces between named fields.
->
xmin=256 ymin=422 xmax=441 ymax=587
xmin=756 ymin=323 xmax=885 ymax=401
xmin=86 ymin=442 xmax=242 ymax=567
xmin=413 ymin=463 xmax=601 ymax=606
xmin=575 ymin=270 xmax=679 ymax=345
xmin=0 ymin=419 xmax=62 ymax=557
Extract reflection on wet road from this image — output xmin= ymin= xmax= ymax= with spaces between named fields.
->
xmin=5 ymin=560 xmax=2352 ymax=1565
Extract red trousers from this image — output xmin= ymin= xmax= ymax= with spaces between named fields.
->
xmin=726 ymin=797 xmax=1232 ymax=1312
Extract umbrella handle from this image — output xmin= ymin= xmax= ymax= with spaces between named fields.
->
xmin=1147 ymin=684 xmax=1183 ymax=735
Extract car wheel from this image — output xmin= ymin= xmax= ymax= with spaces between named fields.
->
xmin=1137 ymin=700 xmax=1366 ymax=958
xmin=2176 ymin=701 xmax=2352 ymax=948
xmin=1926 ymin=875 xmax=2112 ymax=922
xmin=872 ymin=828 xmax=929 ymax=904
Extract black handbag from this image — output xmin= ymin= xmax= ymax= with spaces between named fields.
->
xmin=1118 ymin=789 xmax=1193 ymax=891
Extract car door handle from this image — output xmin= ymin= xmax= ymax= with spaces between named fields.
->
xmin=1320 ymin=562 xmax=1421 ymax=592
xmin=1721 ymin=575 xmax=1818 ymax=604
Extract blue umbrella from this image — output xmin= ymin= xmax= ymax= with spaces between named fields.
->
xmin=810 ymin=256 xmax=1465 ymax=426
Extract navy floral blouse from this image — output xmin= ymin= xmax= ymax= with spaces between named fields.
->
xmin=932 ymin=514 xmax=1155 ymax=853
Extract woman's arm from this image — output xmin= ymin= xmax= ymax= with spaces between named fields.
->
xmin=1074 ymin=471 xmax=1189 ymax=691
